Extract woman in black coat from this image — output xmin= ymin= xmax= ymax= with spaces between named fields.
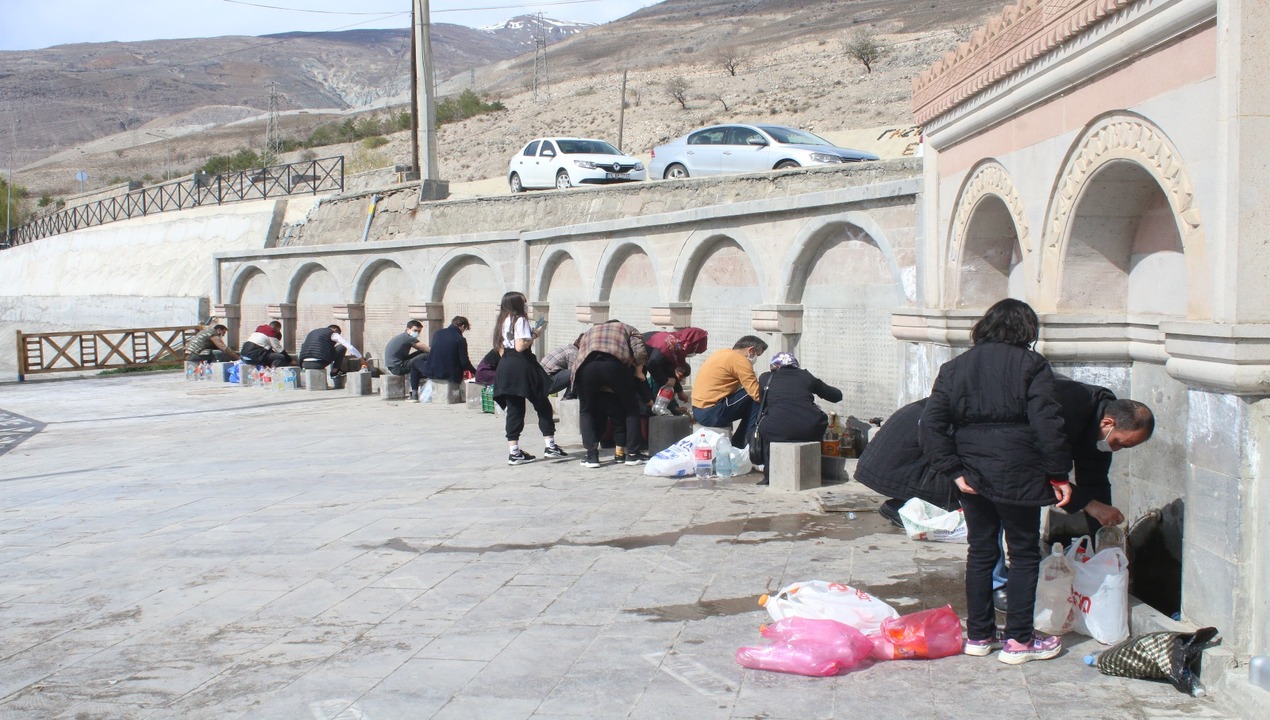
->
xmin=755 ymin=352 xmax=843 ymax=485
xmin=920 ymin=298 xmax=1073 ymax=665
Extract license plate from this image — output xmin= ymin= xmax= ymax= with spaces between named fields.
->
xmin=605 ymin=172 xmax=630 ymax=179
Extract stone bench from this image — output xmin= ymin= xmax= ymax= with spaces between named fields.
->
xmin=768 ymin=441 xmax=822 ymax=492
xmin=428 ymin=378 xmax=464 ymax=404
xmin=648 ymin=414 xmax=692 ymax=456
xmin=346 ymin=369 xmax=374 ymax=396
xmin=303 ymin=368 xmax=328 ymax=391
xmin=380 ymin=373 xmax=407 ymax=400
xmin=556 ymin=397 xmax=580 ymax=440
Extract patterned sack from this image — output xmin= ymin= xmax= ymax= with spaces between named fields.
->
xmin=1093 ymin=627 xmax=1218 ymax=696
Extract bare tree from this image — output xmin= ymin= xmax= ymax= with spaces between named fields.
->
xmin=666 ymin=76 xmax=690 ymax=109
xmin=714 ymin=47 xmax=744 ymax=77
xmin=843 ymin=30 xmax=885 ymax=73
xmin=710 ymin=93 xmax=729 ymax=112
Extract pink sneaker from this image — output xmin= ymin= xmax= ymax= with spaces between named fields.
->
xmin=998 ymin=633 xmax=1061 ymax=664
xmin=963 ymin=630 xmax=1003 ymax=656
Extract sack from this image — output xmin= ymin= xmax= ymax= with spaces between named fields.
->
xmin=1033 ymin=542 xmax=1077 ymax=635
xmin=420 ymin=379 xmax=433 ymax=403
xmin=1093 ymin=627 xmax=1218 ymax=696
xmin=897 ymin=498 xmax=967 ymax=542
xmin=867 ymin=604 xmax=964 ymax=660
xmin=760 ymin=580 xmax=899 ymax=634
xmin=1071 ymin=546 xmax=1130 ymax=644
xmin=645 ymin=429 xmax=726 ymax=477
xmin=736 ymin=617 xmax=873 ymax=677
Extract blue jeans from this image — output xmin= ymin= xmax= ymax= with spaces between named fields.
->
xmin=692 ymin=387 xmax=760 ymax=447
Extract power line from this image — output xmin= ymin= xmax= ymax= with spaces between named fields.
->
xmin=221 ymin=0 xmax=607 ymax=15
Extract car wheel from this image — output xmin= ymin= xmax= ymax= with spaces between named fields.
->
xmin=555 ymin=171 xmax=573 ymax=190
xmin=509 ymin=173 xmax=524 ymax=193
xmin=664 ymin=163 xmax=689 ymax=180
xmin=775 ymin=160 xmax=801 ymax=170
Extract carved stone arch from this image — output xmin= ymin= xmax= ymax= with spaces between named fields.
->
xmin=351 ymin=257 xmax=413 ymax=304
xmin=594 ymin=239 xmax=661 ymax=303
xmin=427 ymin=247 xmax=504 ymax=303
xmin=780 ymin=212 xmax=908 ymax=305
xmin=671 ymin=227 xmax=764 ymax=303
xmin=284 ymin=260 xmax=337 ymax=304
xmin=1041 ymin=112 xmax=1208 ymax=316
xmin=534 ymin=245 xmax=590 ymax=302
xmin=228 ymin=264 xmax=270 ymax=305
xmin=946 ymin=161 xmax=1030 ymax=307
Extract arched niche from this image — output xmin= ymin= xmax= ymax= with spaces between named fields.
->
xmin=537 ymin=249 xmax=588 ymax=351
xmin=946 ymin=161 xmax=1029 ymax=309
xmin=357 ymin=260 xmax=416 ymax=360
xmin=599 ymin=243 xmax=658 ymax=330
xmin=684 ymin=235 xmax=762 ymax=370
xmin=434 ymin=255 xmax=500 ymax=355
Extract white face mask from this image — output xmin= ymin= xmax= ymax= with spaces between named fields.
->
xmin=1096 ymin=426 xmax=1113 ymax=453
xmin=408 ymin=330 xmax=420 ymax=338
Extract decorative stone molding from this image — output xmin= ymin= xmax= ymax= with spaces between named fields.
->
xmin=947 ymin=162 xmax=1031 ymax=305
xmin=913 ymin=0 xmax=1142 ymax=125
xmin=214 ymin=303 xmax=242 ymax=346
xmin=1163 ymin=321 xmax=1270 ymax=395
xmin=890 ymin=308 xmax=979 ymax=347
xmin=752 ymin=305 xmax=804 ymax=335
xmin=650 ymin=303 xmax=692 ymax=329
xmin=576 ymin=303 xmax=609 ymax=325
xmin=407 ymin=303 xmax=445 ymax=322
xmin=331 ymin=304 xmax=365 ymax=322
xmin=1036 ymin=313 xmax=1167 ymax=364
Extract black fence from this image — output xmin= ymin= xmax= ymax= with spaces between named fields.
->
xmin=5 ymin=156 xmax=344 ymax=247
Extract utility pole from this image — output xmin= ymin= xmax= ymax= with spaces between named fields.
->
xmin=263 ymin=82 xmax=282 ymax=167
xmin=144 ymin=131 xmax=172 ymax=181
xmin=532 ymin=12 xmax=551 ymax=103
xmin=5 ymin=115 xmax=18 ymax=247
xmin=617 ymin=70 xmax=628 ymax=152
xmin=413 ymin=0 xmax=448 ymax=200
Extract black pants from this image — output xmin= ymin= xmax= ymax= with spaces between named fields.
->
xmin=302 ymin=345 xmax=347 ymax=374
xmin=403 ymin=353 xmax=430 ymax=394
xmin=503 ymin=393 xmax=555 ymax=442
xmin=241 ymin=342 xmax=290 ymax=368
xmin=960 ymin=491 xmax=1043 ymax=644
xmin=576 ymin=355 xmax=642 ymax=453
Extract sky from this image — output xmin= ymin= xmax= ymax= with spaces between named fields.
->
xmin=0 ymin=0 xmax=664 ymax=51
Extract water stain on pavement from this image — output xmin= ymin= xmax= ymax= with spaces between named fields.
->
xmin=379 ymin=512 xmax=897 ymax=555
xmin=865 ymin=556 xmax=966 ymax=614
xmin=625 ymin=595 xmax=761 ymax=622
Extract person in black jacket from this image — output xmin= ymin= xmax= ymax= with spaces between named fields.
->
xmin=921 ymin=298 xmax=1072 ymax=665
xmin=755 ymin=351 xmax=843 ymax=486
xmin=422 ymin=316 xmax=476 ymax=391
xmin=299 ymin=324 xmax=365 ymax=378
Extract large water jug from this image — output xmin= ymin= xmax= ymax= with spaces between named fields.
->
xmin=693 ymin=433 xmax=713 ymax=478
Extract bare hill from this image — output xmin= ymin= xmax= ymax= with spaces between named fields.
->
xmin=9 ymin=0 xmax=1007 ymax=200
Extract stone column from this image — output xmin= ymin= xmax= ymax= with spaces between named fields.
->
xmin=268 ymin=303 xmax=297 ymax=353
xmin=529 ymin=301 xmax=549 ymax=355
xmin=214 ymin=303 xmax=241 ymax=348
xmin=576 ymin=303 xmax=609 ymax=325
xmin=651 ymin=303 xmax=692 ymax=329
xmin=410 ymin=302 xmax=446 ymax=339
xmin=751 ymin=304 xmax=803 ymax=353
xmin=332 ymin=304 xmax=366 ymax=356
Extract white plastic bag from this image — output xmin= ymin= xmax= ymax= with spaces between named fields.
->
xmin=1071 ymin=546 xmax=1130 ymax=644
xmin=1033 ymin=542 xmax=1076 ymax=635
xmin=897 ymin=498 xmax=967 ymax=542
xmin=420 ymin=379 xmax=433 ymax=402
xmin=730 ymin=445 xmax=753 ymax=476
xmin=645 ymin=429 xmax=725 ymax=477
xmin=760 ymin=580 xmax=900 ymax=635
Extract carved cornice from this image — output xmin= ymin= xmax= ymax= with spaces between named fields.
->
xmin=913 ymin=0 xmax=1142 ymax=126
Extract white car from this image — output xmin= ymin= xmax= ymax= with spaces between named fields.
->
xmin=649 ymin=124 xmax=879 ymax=179
xmin=508 ymin=137 xmax=646 ymax=192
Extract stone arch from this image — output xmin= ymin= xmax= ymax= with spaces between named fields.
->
xmin=285 ymin=261 xmax=338 ymax=305
xmin=535 ymin=246 xmax=589 ymax=350
xmin=595 ymin=239 xmax=661 ymax=329
xmin=594 ymin=239 xmax=661 ymax=303
xmin=781 ymin=212 xmax=907 ymax=305
xmin=428 ymin=247 xmax=506 ymax=303
xmin=227 ymin=264 xmax=270 ymax=305
xmin=671 ymin=228 xmax=765 ymax=303
xmin=228 ymin=264 xmax=273 ymax=343
xmin=351 ymin=257 xmax=415 ymax=305
xmin=946 ymin=161 xmax=1030 ymax=308
xmin=287 ymin=261 xmax=344 ymax=337
xmin=430 ymin=250 xmax=503 ymax=353
xmin=353 ymin=257 xmax=417 ymax=359
xmin=1042 ymin=113 xmax=1207 ymax=317
xmin=781 ymin=213 xmax=906 ymax=417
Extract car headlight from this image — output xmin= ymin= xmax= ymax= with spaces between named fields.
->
xmin=634 ymin=161 xmax=645 ymax=171
xmin=809 ymin=153 xmax=844 ymax=164
xmin=574 ymin=160 xmax=597 ymax=169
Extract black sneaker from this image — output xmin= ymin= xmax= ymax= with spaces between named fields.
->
xmin=580 ymin=449 xmax=602 ymax=468
xmin=544 ymin=443 xmax=568 ymax=459
xmin=508 ymin=448 xmax=536 ymax=465
xmin=614 ymin=449 xmax=626 ymax=464
xmin=624 ymin=451 xmax=650 ymax=466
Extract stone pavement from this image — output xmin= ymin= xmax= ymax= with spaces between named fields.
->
xmin=0 ymin=374 xmax=1235 ymax=719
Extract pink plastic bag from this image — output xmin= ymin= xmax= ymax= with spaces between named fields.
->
xmin=868 ymin=605 xmax=964 ymax=660
xmin=737 ymin=618 xmax=873 ymax=677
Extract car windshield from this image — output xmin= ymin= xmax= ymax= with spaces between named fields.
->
xmin=556 ymin=139 xmax=621 ymax=155
xmin=757 ymin=126 xmax=834 ymax=147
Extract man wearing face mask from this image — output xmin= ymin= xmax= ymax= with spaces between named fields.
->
xmin=690 ymin=335 xmax=768 ymax=449
xmin=384 ymin=319 xmax=431 ymax=399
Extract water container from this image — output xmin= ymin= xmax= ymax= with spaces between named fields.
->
xmin=186 ymin=363 xmax=196 ymax=381
xmin=1095 ymin=524 xmax=1127 ymax=553
xmin=694 ymin=433 xmax=713 ymax=478
xmin=653 ymin=383 xmax=674 ymax=415
xmin=715 ymin=439 xmax=734 ymax=478
xmin=1250 ymin=655 xmax=1270 ymax=691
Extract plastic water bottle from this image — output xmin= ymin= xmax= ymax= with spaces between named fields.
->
xmin=694 ymin=433 xmax=713 ymax=478
xmin=716 ymin=444 xmax=733 ymax=478
xmin=653 ymin=382 xmax=674 ymax=415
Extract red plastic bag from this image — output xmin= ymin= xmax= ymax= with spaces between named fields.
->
xmin=868 ymin=605 xmax=964 ymax=660
xmin=736 ymin=618 xmax=873 ymax=677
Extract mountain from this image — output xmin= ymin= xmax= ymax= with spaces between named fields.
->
xmin=0 ymin=17 xmax=593 ymax=168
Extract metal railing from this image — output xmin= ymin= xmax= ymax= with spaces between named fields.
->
xmin=6 ymin=156 xmax=344 ymax=246
xmin=15 ymin=326 xmax=200 ymax=380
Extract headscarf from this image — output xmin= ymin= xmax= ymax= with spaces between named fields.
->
xmin=769 ymin=351 xmax=799 ymax=371
xmin=646 ymin=327 xmax=709 ymax=367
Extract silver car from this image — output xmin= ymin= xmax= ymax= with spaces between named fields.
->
xmin=508 ymin=137 xmax=646 ymax=192
xmin=648 ymin=124 xmax=879 ymax=179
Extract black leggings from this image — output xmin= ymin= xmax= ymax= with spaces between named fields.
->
xmin=504 ymin=393 xmax=555 ymax=442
